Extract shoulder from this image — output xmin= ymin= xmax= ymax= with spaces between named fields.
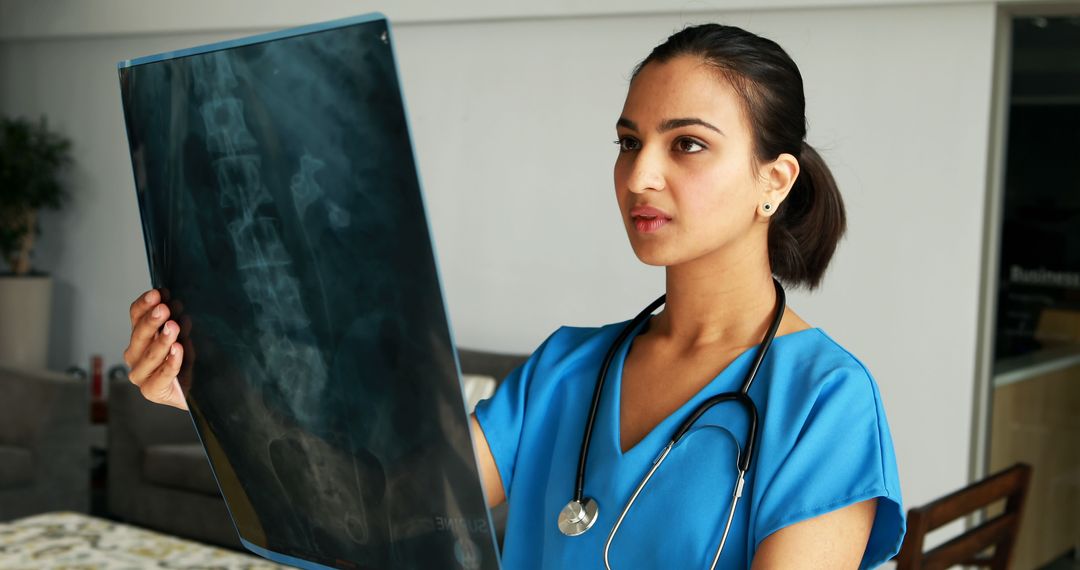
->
xmin=524 ymin=319 xmax=633 ymax=373
xmin=497 ymin=319 xmax=635 ymax=401
xmin=776 ymin=328 xmax=881 ymax=399
xmin=760 ymin=328 xmax=891 ymax=440
xmin=478 ymin=320 xmax=630 ymax=436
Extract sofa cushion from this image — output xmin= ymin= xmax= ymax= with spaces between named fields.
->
xmin=0 ymin=445 xmax=33 ymax=488
xmin=462 ymin=374 xmax=496 ymax=413
xmin=142 ymin=444 xmax=220 ymax=496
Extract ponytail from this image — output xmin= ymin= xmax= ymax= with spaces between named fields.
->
xmin=768 ymin=143 xmax=846 ymax=290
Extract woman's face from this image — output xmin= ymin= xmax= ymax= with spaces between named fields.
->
xmin=614 ymin=55 xmax=771 ymax=268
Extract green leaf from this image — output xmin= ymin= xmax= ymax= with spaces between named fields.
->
xmin=0 ymin=115 xmax=74 ymax=271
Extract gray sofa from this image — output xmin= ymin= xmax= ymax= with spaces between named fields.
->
xmin=0 ymin=365 xmax=90 ymax=521
xmin=107 ymin=372 xmax=238 ymax=547
xmin=107 ymin=348 xmax=528 ymax=549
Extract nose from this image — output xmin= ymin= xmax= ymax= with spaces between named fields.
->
xmin=624 ymin=148 xmax=666 ymax=194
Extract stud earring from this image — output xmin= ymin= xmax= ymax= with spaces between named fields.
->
xmin=762 ymin=202 xmax=773 ymax=213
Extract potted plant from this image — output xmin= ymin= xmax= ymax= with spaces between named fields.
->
xmin=0 ymin=115 xmax=72 ymax=368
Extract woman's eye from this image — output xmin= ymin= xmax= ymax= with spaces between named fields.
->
xmin=615 ymin=137 xmax=640 ymax=152
xmin=675 ymin=137 xmax=705 ymax=153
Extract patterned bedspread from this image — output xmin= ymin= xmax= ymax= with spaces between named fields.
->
xmin=0 ymin=512 xmax=288 ymax=569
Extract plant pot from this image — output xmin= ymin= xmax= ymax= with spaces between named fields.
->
xmin=0 ymin=274 xmax=52 ymax=368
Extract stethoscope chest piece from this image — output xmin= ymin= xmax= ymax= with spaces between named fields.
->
xmin=558 ymin=497 xmax=599 ymax=536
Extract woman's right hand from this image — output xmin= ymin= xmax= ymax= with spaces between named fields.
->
xmin=122 ymin=288 xmax=188 ymax=410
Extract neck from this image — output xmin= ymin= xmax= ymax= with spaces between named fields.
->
xmin=650 ymin=238 xmax=780 ymax=352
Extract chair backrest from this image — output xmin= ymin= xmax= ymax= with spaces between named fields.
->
xmin=896 ymin=463 xmax=1032 ymax=570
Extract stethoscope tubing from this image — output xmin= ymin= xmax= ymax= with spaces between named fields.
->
xmin=574 ymin=293 xmax=667 ymax=503
xmin=603 ymin=441 xmax=674 ymax=569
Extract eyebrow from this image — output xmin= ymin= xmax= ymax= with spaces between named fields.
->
xmin=616 ymin=117 xmax=725 ymax=136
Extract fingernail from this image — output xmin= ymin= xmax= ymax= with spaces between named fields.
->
xmin=144 ymin=291 xmax=154 ymax=304
xmin=163 ymin=322 xmax=173 ymax=335
xmin=152 ymin=306 xmax=162 ymax=318
xmin=170 ymin=346 xmax=177 ymax=355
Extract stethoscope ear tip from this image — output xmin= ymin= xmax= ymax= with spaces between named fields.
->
xmin=558 ymin=497 xmax=599 ymax=536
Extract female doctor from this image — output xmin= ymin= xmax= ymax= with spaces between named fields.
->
xmin=123 ymin=23 xmax=905 ymax=570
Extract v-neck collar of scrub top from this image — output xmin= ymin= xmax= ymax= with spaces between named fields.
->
xmin=597 ymin=314 xmax=823 ymax=464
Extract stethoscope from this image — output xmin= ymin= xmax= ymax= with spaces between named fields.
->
xmin=556 ymin=278 xmax=786 ymax=570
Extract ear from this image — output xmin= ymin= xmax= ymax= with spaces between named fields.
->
xmin=756 ymin=152 xmax=800 ymax=219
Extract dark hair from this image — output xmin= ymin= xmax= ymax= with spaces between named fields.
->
xmin=633 ymin=24 xmax=846 ymax=290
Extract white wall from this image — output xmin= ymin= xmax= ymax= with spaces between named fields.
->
xmin=0 ymin=1 xmax=997 ymax=517
xmin=0 ymin=0 xmax=1004 ymax=39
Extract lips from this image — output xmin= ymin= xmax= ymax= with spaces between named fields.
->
xmin=630 ymin=205 xmax=672 ymax=233
xmin=630 ymin=205 xmax=672 ymax=220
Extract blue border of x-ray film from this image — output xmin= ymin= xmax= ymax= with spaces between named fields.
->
xmin=242 ymin=538 xmax=339 ymax=570
xmin=117 ymin=11 xmax=386 ymax=69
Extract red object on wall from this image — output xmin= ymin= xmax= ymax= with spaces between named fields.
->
xmin=91 ymin=355 xmax=103 ymax=400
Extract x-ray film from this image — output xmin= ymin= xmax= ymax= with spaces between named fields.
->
xmin=118 ymin=14 xmax=499 ymax=570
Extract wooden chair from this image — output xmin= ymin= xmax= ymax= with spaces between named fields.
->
xmin=896 ymin=463 xmax=1032 ymax=570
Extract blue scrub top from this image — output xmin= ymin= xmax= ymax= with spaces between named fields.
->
xmin=474 ymin=316 xmax=905 ymax=569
